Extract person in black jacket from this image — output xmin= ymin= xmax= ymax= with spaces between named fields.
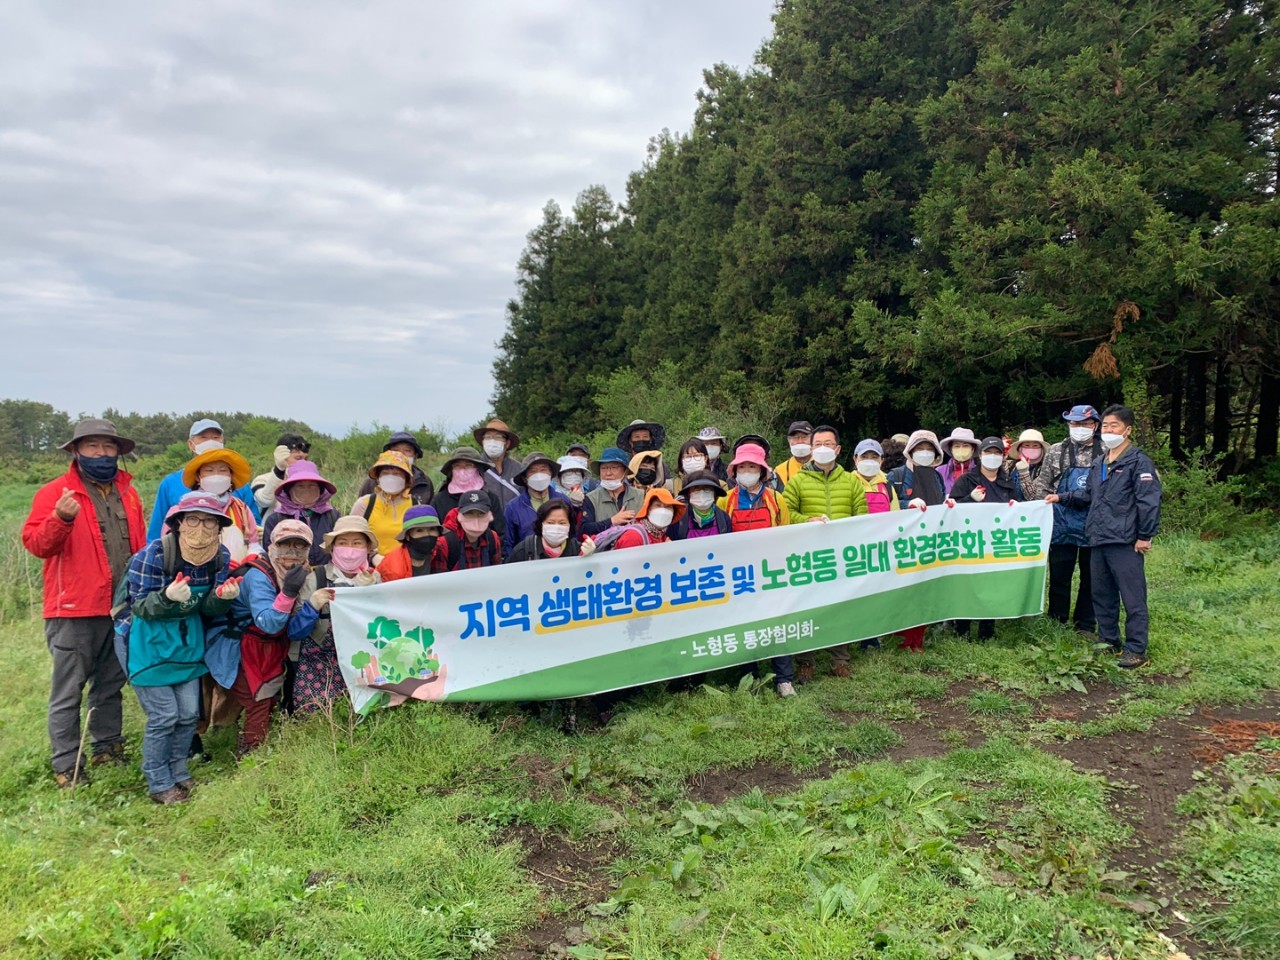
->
xmin=950 ymin=437 xmax=1024 ymax=640
xmin=354 ymin=431 xmax=435 ymax=505
xmin=505 ymin=499 xmax=589 ymax=563
xmin=1047 ymin=405 xmax=1161 ymax=668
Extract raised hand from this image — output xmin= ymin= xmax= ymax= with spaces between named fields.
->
xmin=55 ymin=488 xmax=81 ymax=521
xmin=165 ymin=572 xmax=192 ymax=603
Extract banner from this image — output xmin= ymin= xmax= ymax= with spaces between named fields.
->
xmin=329 ymin=502 xmax=1052 ymax=712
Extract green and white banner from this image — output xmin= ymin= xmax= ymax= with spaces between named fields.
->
xmin=329 ymin=501 xmax=1053 ymax=713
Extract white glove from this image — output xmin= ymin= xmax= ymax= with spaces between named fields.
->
xmin=970 ymin=487 xmax=986 ymax=502
xmin=579 ymin=537 xmax=596 ymax=557
xmin=944 ymin=498 xmax=957 ymax=508
xmin=164 ymin=575 xmax=191 ymax=603
xmin=310 ymin=588 xmax=334 ymax=611
xmin=273 ymin=444 xmax=292 ymax=471
xmin=908 ymin=498 xmax=927 ymax=511
xmin=354 ymin=569 xmax=378 ymax=587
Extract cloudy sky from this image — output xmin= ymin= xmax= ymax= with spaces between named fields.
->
xmin=0 ymin=0 xmax=776 ymax=437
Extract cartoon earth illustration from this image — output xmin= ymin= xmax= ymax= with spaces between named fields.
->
xmin=350 ymin=616 xmax=448 ymax=705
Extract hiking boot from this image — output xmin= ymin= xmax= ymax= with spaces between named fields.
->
xmin=831 ymin=662 xmax=852 ymax=679
xmin=54 ymin=767 xmax=90 ymax=789
xmin=175 ymin=778 xmax=196 ymax=795
xmin=91 ymin=742 xmax=127 ymax=766
xmin=1118 ymin=651 xmax=1150 ymax=669
xmin=775 ymin=681 xmax=797 ymax=698
xmin=150 ymin=786 xmax=188 ymax=805
xmin=796 ymin=662 xmax=815 ymax=685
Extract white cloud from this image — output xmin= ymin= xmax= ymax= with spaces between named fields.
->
xmin=0 ymin=0 xmax=776 ymax=437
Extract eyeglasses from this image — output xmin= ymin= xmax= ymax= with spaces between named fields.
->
xmin=812 ymin=440 xmax=839 ymax=449
xmin=180 ymin=515 xmax=221 ymax=530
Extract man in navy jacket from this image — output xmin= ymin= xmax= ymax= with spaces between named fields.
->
xmin=1047 ymin=404 xmax=1161 ymax=668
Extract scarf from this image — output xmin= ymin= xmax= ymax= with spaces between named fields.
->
xmin=267 ymin=542 xmax=302 ymax=583
xmin=275 ymin=487 xmax=334 ymax=518
xmin=448 ymin=469 xmax=486 ymax=495
xmin=178 ymin=527 xmax=221 ymax=567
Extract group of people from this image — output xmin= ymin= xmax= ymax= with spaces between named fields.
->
xmin=23 ymin=404 xmax=1162 ymax=803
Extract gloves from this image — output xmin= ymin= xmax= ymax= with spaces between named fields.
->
xmin=580 ymin=537 xmax=596 ymax=557
xmin=354 ymin=569 xmax=378 ymax=587
xmin=164 ymin=573 xmax=192 ymax=603
xmin=1015 ymin=459 xmax=1030 ymax=474
xmin=567 ymin=487 xmax=585 ymax=506
xmin=1008 ymin=500 xmax=1018 ymax=507
xmin=310 ymin=588 xmax=334 ymax=611
xmin=908 ymin=498 xmax=927 ymax=511
xmin=273 ymin=444 xmax=292 ymax=472
xmin=944 ymin=498 xmax=957 ymax=508
xmin=215 ymin=576 xmax=242 ymax=600
xmin=970 ymin=487 xmax=986 ymax=502
xmin=281 ymin=564 xmax=309 ymax=599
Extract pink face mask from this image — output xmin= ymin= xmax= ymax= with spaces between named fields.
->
xmin=1022 ymin=447 xmax=1044 ymax=463
xmin=460 ymin=514 xmax=490 ymax=537
xmin=452 ymin=465 xmax=478 ymax=484
xmin=331 ymin=545 xmax=369 ymax=575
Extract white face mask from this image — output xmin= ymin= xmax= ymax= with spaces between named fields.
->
xmin=601 ymin=477 xmax=624 ymax=492
xmin=482 ymin=439 xmax=506 ymax=459
xmin=736 ymin=470 xmax=761 ymax=489
xmin=705 ymin=444 xmax=721 ymax=461
xmin=199 ymin=474 xmax=233 ymax=496
xmin=981 ymin=453 xmax=1004 ymax=470
xmin=812 ymin=447 xmax=838 ymax=466
xmin=1101 ymin=431 xmax=1127 ymax=450
xmin=560 ymin=471 xmax=585 ymax=488
xmin=541 ymin=523 xmax=570 ymax=546
xmin=790 ymin=443 xmax=812 ymax=459
xmin=378 ymin=474 xmax=407 ymax=496
xmin=856 ymin=459 xmax=881 ymax=478
xmin=526 ymin=472 xmax=552 ymax=493
xmin=682 ymin=456 xmax=706 ymax=474
xmin=689 ymin=490 xmax=716 ymax=510
xmin=912 ymin=449 xmax=936 ymax=467
xmin=192 ymin=439 xmax=224 ymax=455
xmin=647 ymin=506 xmax=674 ymax=529
xmin=1069 ymin=426 xmax=1095 ymax=444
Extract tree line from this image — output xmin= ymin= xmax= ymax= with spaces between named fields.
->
xmin=492 ymin=0 xmax=1280 ymax=470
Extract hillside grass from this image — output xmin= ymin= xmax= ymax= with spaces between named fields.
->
xmin=2 ymin=479 xmax=1278 ymax=958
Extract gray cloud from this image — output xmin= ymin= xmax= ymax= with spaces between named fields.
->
xmin=0 ymin=0 xmax=775 ymax=436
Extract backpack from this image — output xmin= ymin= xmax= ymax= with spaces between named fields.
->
xmin=589 ymin=522 xmax=651 ymax=552
xmin=111 ymin=533 xmax=182 ymax=640
xmin=441 ymin=529 xmax=501 ymax=570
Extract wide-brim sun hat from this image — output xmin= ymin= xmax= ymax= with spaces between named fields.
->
xmin=1009 ymin=429 xmax=1047 ymax=458
xmin=939 ymin=427 xmax=978 ymax=456
xmin=278 ymin=459 xmax=337 ymax=496
xmin=166 ymin=491 xmax=233 ymax=529
xmin=472 ymin=419 xmax=521 ymax=451
xmin=440 ymin=446 xmax=492 ymax=480
xmin=182 ymin=447 xmax=251 ymax=490
xmin=904 ymin=430 xmax=942 ymax=457
xmin=636 ymin=486 xmax=686 ymax=523
xmin=680 ymin=470 xmax=724 ymax=495
xmin=383 ymin=431 xmax=424 ymax=458
xmin=367 ymin=450 xmax=414 ymax=482
xmin=59 ymin=418 xmax=136 ymax=456
xmin=514 ymin=451 xmax=561 ymax=488
xmin=727 ymin=443 xmax=770 ymax=478
xmin=396 ymin=505 xmax=443 ymax=541
xmin=322 ymin=515 xmax=379 ymax=553
xmin=616 ymin=419 xmax=666 ymax=450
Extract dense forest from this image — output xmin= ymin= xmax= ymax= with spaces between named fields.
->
xmin=492 ymin=0 xmax=1280 ymax=469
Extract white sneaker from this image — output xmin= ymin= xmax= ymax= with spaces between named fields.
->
xmin=775 ymin=681 xmax=797 ymax=698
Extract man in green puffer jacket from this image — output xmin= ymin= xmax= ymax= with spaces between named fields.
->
xmin=781 ymin=425 xmax=869 ymax=682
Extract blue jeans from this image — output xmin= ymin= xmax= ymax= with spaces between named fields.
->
xmin=133 ymin=678 xmax=200 ymax=793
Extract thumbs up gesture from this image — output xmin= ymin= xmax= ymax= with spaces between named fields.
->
xmin=55 ymin=488 xmax=81 ymax=522
xmin=165 ymin=572 xmax=192 ymax=603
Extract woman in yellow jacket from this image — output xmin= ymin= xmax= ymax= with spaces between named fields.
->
xmin=350 ymin=451 xmax=414 ymax=556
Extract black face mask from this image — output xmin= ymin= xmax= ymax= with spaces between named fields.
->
xmin=407 ymin=535 xmax=438 ymax=560
xmin=636 ymin=468 xmax=657 ymax=486
xmin=631 ymin=440 xmax=656 ymax=453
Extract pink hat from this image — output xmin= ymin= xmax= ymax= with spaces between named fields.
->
xmin=727 ymin=443 xmax=770 ymax=478
xmin=270 ymin=518 xmax=314 ymax=546
xmin=278 ymin=459 xmax=337 ymax=496
xmin=165 ymin=491 xmax=232 ymax=530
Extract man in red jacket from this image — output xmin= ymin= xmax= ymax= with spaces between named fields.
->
xmin=22 ymin=418 xmax=146 ymax=788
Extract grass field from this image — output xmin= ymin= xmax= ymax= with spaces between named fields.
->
xmin=1 ymin=477 xmax=1278 ymax=960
